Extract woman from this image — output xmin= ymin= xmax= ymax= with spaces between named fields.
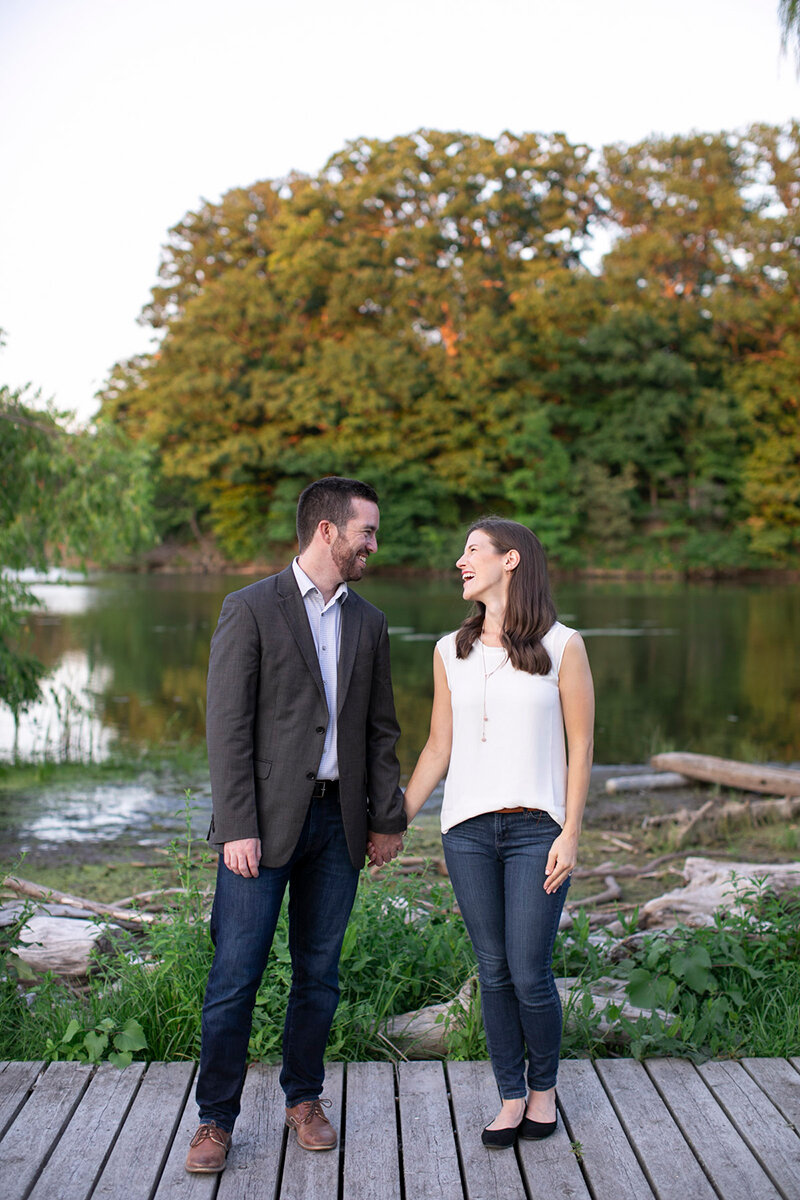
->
xmin=402 ymin=518 xmax=594 ymax=1148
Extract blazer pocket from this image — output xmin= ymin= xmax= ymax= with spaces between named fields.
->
xmin=254 ymin=759 xmax=272 ymax=779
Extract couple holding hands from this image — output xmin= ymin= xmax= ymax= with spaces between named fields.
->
xmin=186 ymin=476 xmax=594 ymax=1174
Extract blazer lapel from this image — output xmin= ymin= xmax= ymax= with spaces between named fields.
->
xmin=337 ymin=596 xmax=362 ymax=715
xmin=276 ymin=567 xmax=327 ymax=706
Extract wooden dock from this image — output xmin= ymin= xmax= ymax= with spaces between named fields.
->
xmin=1 ymin=1056 xmax=799 ymax=1199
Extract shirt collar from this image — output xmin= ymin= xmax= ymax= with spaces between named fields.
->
xmin=292 ymin=558 xmax=348 ymax=605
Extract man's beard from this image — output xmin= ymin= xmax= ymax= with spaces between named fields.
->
xmin=331 ymin=535 xmax=366 ymax=581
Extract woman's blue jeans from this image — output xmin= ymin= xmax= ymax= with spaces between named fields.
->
xmin=443 ymin=809 xmax=568 ymax=1099
xmin=195 ymin=793 xmax=359 ymax=1130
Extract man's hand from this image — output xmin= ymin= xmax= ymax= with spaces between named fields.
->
xmin=223 ymin=838 xmax=262 ymax=877
xmin=366 ymin=830 xmax=404 ymax=868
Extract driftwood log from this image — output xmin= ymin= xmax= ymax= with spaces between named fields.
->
xmin=644 ymin=794 xmax=800 ymax=828
xmin=1 ymin=876 xmax=156 ymax=979
xmin=605 ymin=772 xmax=690 ymax=794
xmin=380 ymin=979 xmax=476 ymax=1057
xmin=9 ymin=915 xmax=114 ymax=977
xmin=380 ymin=974 xmax=669 ymax=1057
xmin=2 ymin=876 xmax=155 ymax=929
xmin=649 ymin=752 xmax=800 ymax=796
xmin=637 ymin=856 xmax=800 ymax=929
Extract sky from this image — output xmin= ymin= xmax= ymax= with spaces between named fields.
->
xmin=1 ymin=0 xmax=797 ymax=423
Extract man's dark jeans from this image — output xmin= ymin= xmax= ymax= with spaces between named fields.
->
xmin=196 ymin=793 xmax=360 ymax=1130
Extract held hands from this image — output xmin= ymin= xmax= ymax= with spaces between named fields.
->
xmin=543 ymin=828 xmax=578 ymax=894
xmin=366 ymin=830 xmax=404 ymax=869
xmin=223 ymin=837 xmax=262 ymax=877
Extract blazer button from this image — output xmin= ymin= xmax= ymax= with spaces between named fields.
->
xmin=306 ymin=771 xmax=315 ymax=780
xmin=316 ymin=726 xmax=325 ymax=734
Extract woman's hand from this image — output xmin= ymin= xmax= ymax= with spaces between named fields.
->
xmin=543 ymin=827 xmax=578 ymax=894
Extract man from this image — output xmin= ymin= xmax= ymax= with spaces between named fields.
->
xmin=186 ymin=476 xmax=406 ymax=1173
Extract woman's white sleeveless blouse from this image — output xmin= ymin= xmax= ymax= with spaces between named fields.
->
xmin=437 ymin=621 xmax=578 ymax=834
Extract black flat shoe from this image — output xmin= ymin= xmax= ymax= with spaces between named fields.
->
xmin=481 ymin=1122 xmax=520 ymax=1149
xmin=518 ymin=1112 xmax=557 ymax=1140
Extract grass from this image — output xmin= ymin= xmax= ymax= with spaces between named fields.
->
xmin=0 ymin=737 xmax=209 ymax=792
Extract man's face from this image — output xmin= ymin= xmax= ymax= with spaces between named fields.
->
xmin=331 ymin=498 xmax=380 ymax=582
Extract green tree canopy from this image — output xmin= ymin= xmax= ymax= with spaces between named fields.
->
xmin=100 ymin=125 xmax=800 ymax=572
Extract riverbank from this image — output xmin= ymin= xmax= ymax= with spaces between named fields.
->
xmin=129 ymin=536 xmax=800 ymax=581
xmin=2 ymin=760 xmax=797 ymax=910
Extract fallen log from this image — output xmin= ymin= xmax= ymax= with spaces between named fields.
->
xmin=605 ymin=772 xmax=690 ymax=794
xmin=642 ymin=795 xmax=800 ymax=841
xmin=598 ymin=832 xmax=637 ymax=851
xmin=380 ymin=979 xmax=476 ymax=1057
xmin=637 ymin=857 xmax=800 ymax=930
xmin=112 ymin=887 xmax=192 ymax=909
xmin=9 ymin=915 xmax=114 ymax=977
xmin=569 ymin=875 xmax=622 ymax=908
xmin=573 ymin=852 xmax=688 ymax=880
xmin=2 ymin=876 xmax=156 ymax=929
xmin=649 ymin=752 xmax=800 ymax=796
xmin=381 ymin=974 xmax=669 ymax=1056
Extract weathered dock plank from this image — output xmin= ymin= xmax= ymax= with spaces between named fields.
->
xmin=516 ymin=1103 xmax=592 ymax=1200
xmin=595 ymin=1058 xmax=716 ymax=1200
xmin=28 ymin=1061 xmax=146 ymax=1200
xmin=742 ymin=1057 xmax=800 ymax=1130
xmin=646 ymin=1057 xmax=782 ymax=1200
xmin=699 ymin=1059 xmax=800 ymax=1199
xmin=216 ymin=1062 xmax=288 ymax=1200
xmin=342 ymin=1061 xmax=401 ymax=1200
xmin=398 ymin=1060 xmax=463 ymax=1200
xmin=0 ymin=1061 xmax=94 ymax=1200
xmin=558 ymin=1058 xmax=655 ymax=1199
xmin=0 ymin=1060 xmax=45 ymax=1138
xmin=154 ymin=1070 xmax=228 ymax=1200
xmin=447 ymin=1059 xmax=526 ymax=1200
xmin=92 ymin=1061 xmax=195 ymax=1199
xmin=279 ymin=1062 xmax=343 ymax=1200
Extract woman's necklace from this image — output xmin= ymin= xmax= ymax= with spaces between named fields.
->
xmin=480 ymin=637 xmax=506 ymax=742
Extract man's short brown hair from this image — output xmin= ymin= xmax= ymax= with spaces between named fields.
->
xmin=296 ymin=477 xmax=379 ymax=551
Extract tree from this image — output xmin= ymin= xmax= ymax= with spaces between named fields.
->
xmin=99 ymin=126 xmax=800 ymax=572
xmin=100 ymin=130 xmax=599 ymax=562
xmin=0 ymin=365 xmax=156 ymax=717
xmin=779 ymin=0 xmax=800 ymax=68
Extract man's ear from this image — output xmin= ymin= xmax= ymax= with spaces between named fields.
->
xmin=317 ymin=519 xmax=336 ymax=545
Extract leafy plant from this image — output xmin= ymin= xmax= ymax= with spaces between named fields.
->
xmin=46 ymin=1017 xmax=147 ymax=1067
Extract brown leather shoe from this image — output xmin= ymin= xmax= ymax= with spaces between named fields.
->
xmin=185 ymin=1122 xmax=232 ymax=1172
xmin=285 ymin=1098 xmax=337 ymax=1150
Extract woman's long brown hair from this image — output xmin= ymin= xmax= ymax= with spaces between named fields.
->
xmin=454 ymin=518 xmax=557 ymax=675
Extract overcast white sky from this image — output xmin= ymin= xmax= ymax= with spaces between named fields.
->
xmin=1 ymin=0 xmax=797 ymax=422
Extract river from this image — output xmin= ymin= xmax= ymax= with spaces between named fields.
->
xmin=2 ymin=570 xmax=797 ymax=856
xmin=3 ymin=570 xmax=798 ymax=769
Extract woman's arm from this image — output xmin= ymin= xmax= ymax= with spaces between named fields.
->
xmin=544 ymin=633 xmax=595 ymax=893
xmin=403 ymin=647 xmax=453 ymax=822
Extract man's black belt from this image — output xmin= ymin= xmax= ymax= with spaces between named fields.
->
xmin=311 ymin=779 xmax=339 ymax=799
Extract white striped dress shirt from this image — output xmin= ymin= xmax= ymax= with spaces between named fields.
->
xmin=292 ymin=558 xmax=347 ymax=780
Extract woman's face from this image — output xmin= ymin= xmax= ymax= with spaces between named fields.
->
xmin=456 ymin=528 xmax=508 ymax=603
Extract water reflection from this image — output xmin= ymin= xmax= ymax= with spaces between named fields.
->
xmin=1 ymin=572 xmax=798 ymax=769
xmin=0 ymin=650 xmax=113 ymax=761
